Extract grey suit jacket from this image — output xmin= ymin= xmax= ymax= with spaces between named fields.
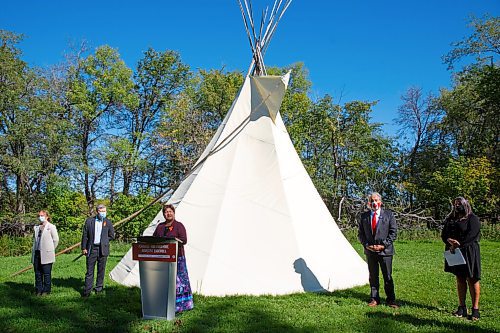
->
xmin=358 ymin=208 xmax=397 ymax=256
xmin=81 ymin=216 xmax=115 ymax=256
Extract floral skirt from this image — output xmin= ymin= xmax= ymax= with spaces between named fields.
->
xmin=176 ymin=256 xmax=194 ymax=313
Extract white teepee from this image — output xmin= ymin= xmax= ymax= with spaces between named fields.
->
xmin=110 ymin=0 xmax=368 ymax=296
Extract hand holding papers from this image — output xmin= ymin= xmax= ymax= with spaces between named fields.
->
xmin=444 ymin=249 xmax=466 ymax=266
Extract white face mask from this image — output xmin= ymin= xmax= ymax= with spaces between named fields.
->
xmin=38 ymin=216 xmax=46 ymax=223
xmin=98 ymin=212 xmax=106 ymax=219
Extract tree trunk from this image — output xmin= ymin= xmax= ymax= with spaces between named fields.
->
xmin=82 ymin=128 xmax=94 ymax=215
xmin=15 ymin=174 xmax=25 ymax=214
xmin=110 ymin=165 xmax=116 ymax=205
xmin=122 ymin=169 xmax=132 ymax=197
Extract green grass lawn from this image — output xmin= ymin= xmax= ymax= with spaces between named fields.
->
xmin=0 ymin=240 xmax=498 ymax=333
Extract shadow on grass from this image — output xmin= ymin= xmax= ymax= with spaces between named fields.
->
xmin=0 ymin=281 xmax=142 ymax=333
xmin=179 ymin=297 xmax=317 ymax=333
xmin=325 ymin=288 xmax=442 ymax=311
xmin=365 ymin=311 xmax=497 ymax=333
xmin=52 ymin=277 xmax=82 ymax=293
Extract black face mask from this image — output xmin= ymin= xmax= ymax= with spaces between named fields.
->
xmin=455 ymin=205 xmax=465 ymax=214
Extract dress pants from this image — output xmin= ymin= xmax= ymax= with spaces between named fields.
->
xmin=34 ymin=250 xmax=52 ymax=294
xmin=366 ymin=253 xmax=396 ymax=302
xmin=84 ymin=244 xmax=108 ymax=294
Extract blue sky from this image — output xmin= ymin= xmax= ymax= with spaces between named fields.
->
xmin=2 ymin=1 xmax=499 ymax=136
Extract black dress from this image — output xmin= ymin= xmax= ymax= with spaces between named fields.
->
xmin=441 ymin=214 xmax=481 ymax=279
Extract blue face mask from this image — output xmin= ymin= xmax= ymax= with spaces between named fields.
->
xmin=98 ymin=212 xmax=106 ymax=219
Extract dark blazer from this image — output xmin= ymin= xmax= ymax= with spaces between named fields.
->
xmin=358 ymin=208 xmax=397 ymax=256
xmin=81 ymin=216 xmax=115 ymax=256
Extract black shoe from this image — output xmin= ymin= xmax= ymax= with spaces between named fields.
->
xmin=453 ymin=306 xmax=467 ymax=318
xmin=471 ymin=308 xmax=480 ymax=321
xmin=387 ymin=300 xmax=400 ymax=309
xmin=81 ymin=292 xmax=90 ymax=298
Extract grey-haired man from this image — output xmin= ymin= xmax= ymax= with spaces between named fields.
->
xmin=358 ymin=192 xmax=399 ymax=308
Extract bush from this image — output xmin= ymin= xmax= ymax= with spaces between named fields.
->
xmin=481 ymin=222 xmax=500 ymax=240
xmin=340 ymin=223 xmax=500 ymax=242
xmin=56 ymin=230 xmax=83 ymax=254
xmin=45 ymin=176 xmax=88 ymax=232
xmin=0 ymin=235 xmax=33 ymax=256
xmin=110 ymin=192 xmax=162 ymax=239
xmin=0 ymin=230 xmax=83 ymax=257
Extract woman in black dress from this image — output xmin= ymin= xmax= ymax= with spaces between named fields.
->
xmin=441 ymin=197 xmax=481 ymax=320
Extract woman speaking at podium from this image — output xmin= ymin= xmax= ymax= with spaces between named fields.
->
xmin=153 ymin=204 xmax=194 ymax=313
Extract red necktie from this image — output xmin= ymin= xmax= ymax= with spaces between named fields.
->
xmin=371 ymin=212 xmax=377 ymax=234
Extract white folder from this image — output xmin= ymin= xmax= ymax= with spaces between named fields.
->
xmin=444 ymin=249 xmax=466 ymax=266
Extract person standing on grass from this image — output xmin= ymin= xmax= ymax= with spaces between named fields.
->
xmin=358 ymin=192 xmax=399 ymax=308
xmin=153 ymin=204 xmax=194 ymax=313
xmin=32 ymin=210 xmax=59 ymax=296
xmin=81 ymin=204 xmax=115 ymax=297
xmin=441 ymin=197 xmax=481 ymax=321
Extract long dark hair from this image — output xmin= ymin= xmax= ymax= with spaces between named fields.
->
xmin=445 ymin=196 xmax=473 ymax=221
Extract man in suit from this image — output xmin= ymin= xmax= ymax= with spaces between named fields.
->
xmin=81 ymin=204 xmax=115 ymax=297
xmin=358 ymin=192 xmax=399 ymax=308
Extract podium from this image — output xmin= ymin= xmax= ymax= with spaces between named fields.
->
xmin=132 ymin=236 xmax=178 ymax=320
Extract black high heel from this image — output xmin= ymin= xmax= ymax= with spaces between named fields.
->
xmin=453 ymin=305 xmax=467 ymax=318
xmin=471 ymin=308 xmax=480 ymax=321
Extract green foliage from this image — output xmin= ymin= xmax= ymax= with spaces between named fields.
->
xmin=343 ymin=222 xmax=500 ymax=242
xmin=67 ymin=45 xmax=138 ymax=210
xmin=196 ymin=68 xmax=243 ymax=128
xmin=481 ymin=223 xmax=500 ymax=240
xmin=154 ymin=68 xmax=244 ymax=185
xmin=438 ymin=64 xmax=499 ymax=166
xmin=0 ymin=30 xmax=72 ymax=213
xmin=45 ymin=176 xmax=88 ymax=231
xmin=0 ymin=230 xmax=82 ymax=257
xmin=110 ymin=193 xmax=161 ymax=239
xmin=399 ymin=17 xmax=499 ymax=220
xmin=111 ymin=48 xmax=191 ymax=195
xmin=0 ymin=234 xmax=32 ymax=256
xmin=429 ymin=156 xmax=498 ymax=217
xmin=55 ymin=230 xmax=82 ymax=253
xmin=443 ymin=15 xmax=499 ymax=70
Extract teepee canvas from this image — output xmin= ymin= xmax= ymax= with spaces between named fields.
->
xmin=110 ymin=0 xmax=368 ymax=296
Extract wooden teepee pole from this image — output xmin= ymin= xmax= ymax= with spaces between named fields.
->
xmin=10 ymin=190 xmax=168 ymax=278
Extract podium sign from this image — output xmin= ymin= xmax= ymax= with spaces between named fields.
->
xmin=132 ymin=242 xmax=177 ymax=262
xmin=133 ymin=237 xmax=178 ymax=320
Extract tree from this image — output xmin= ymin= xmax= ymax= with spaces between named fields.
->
xmin=409 ymin=15 xmax=500 ymax=220
xmin=111 ymin=48 xmax=190 ymax=197
xmin=395 ymin=87 xmax=442 ymax=208
xmin=443 ymin=15 xmax=499 ymax=70
xmin=0 ymin=30 xmax=73 ymax=214
xmin=438 ymin=65 xmax=499 ymax=165
xmin=429 ymin=156 xmax=497 ymax=218
xmin=152 ymin=68 xmax=243 ymax=188
xmin=67 ymin=45 xmax=137 ymax=213
xmin=0 ymin=30 xmax=36 ymax=213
